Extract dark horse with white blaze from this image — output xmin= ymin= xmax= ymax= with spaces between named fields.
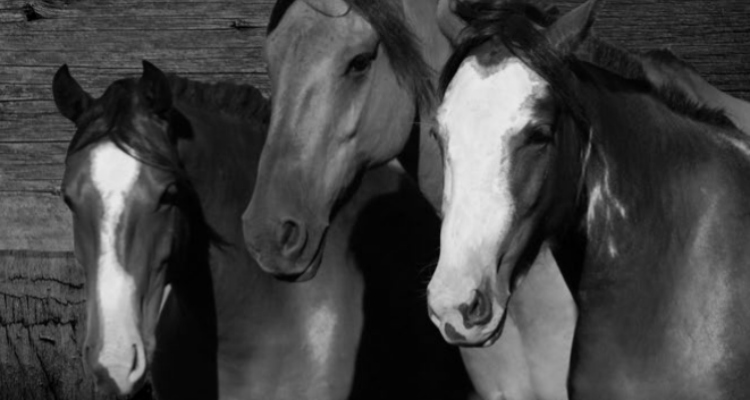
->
xmin=54 ymin=61 xmax=468 ymax=399
xmin=429 ymin=0 xmax=750 ymax=398
xmin=242 ymin=0 xmax=576 ymax=398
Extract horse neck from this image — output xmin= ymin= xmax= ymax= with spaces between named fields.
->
xmin=174 ymin=100 xmax=267 ymax=227
xmin=568 ymin=65 xmax=746 ymax=265
xmin=399 ymin=0 xmax=451 ymax=211
xmin=171 ymin=100 xmax=271 ymax=295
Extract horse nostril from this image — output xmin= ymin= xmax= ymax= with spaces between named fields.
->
xmin=129 ymin=344 xmax=138 ymax=374
xmin=458 ymin=289 xmax=493 ymax=329
xmin=278 ymin=219 xmax=307 ymax=259
xmin=128 ymin=342 xmax=146 ymax=386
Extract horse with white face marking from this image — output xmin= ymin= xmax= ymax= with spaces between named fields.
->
xmin=429 ymin=0 xmax=750 ymax=398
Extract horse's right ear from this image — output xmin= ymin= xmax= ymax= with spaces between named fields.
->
xmin=53 ymin=65 xmax=93 ymax=124
xmin=437 ymin=0 xmax=464 ymax=45
xmin=545 ymin=0 xmax=604 ymax=54
xmin=139 ymin=60 xmax=172 ymax=116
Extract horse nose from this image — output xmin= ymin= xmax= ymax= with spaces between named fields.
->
xmin=277 ymin=219 xmax=308 ymax=260
xmin=458 ymin=289 xmax=493 ymax=329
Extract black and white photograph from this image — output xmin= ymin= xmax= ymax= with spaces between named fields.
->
xmin=1 ymin=0 xmax=749 ymax=399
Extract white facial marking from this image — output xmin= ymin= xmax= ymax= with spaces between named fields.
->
xmin=428 ymin=56 xmax=547 ymax=333
xmin=91 ymin=142 xmax=144 ymax=392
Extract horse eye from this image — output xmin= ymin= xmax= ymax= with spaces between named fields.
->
xmin=160 ymin=184 xmax=180 ymax=205
xmin=526 ymin=126 xmax=553 ymax=145
xmin=347 ymin=50 xmax=376 ymax=75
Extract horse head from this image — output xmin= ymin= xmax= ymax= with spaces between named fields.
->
xmin=242 ymin=0 xmax=431 ymax=280
xmin=54 ymin=61 xmax=190 ymax=395
xmin=427 ymin=0 xmax=601 ymax=346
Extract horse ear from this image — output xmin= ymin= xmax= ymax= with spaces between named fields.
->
xmin=53 ymin=64 xmax=93 ymax=124
xmin=437 ymin=0 xmax=464 ymax=45
xmin=139 ymin=60 xmax=172 ymax=116
xmin=545 ymin=0 xmax=604 ymax=53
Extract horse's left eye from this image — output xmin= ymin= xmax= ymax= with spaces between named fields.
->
xmin=347 ymin=50 xmax=376 ymax=75
xmin=525 ymin=126 xmax=553 ymax=145
xmin=160 ymin=184 xmax=180 ymax=205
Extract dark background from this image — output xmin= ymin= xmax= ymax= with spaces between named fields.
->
xmin=0 ymin=0 xmax=748 ymax=399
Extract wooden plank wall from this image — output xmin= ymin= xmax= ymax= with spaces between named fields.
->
xmin=0 ymin=0 xmax=748 ymax=399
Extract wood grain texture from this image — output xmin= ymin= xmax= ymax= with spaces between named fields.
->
xmin=0 ymin=0 xmax=749 ymax=399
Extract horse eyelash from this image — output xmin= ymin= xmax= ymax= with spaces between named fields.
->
xmin=345 ymin=42 xmax=380 ymax=75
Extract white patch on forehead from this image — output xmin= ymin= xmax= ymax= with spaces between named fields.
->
xmin=428 ymin=57 xmax=546 ymax=330
xmin=91 ymin=142 xmax=143 ymax=391
xmin=436 ymin=57 xmax=547 ymax=267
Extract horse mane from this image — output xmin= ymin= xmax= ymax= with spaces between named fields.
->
xmin=577 ymin=38 xmax=735 ymax=129
xmin=267 ymin=0 xmax=435 ymax=111
xmin=441 ymin=0 xmax=735 ymax=130
xmin=439 ymin=0 xmax=561 ymax=95
xmin=68 ymin=76 xmax=269 ymax=163
xmin=641 ymin=48 xmax=700 ymax=74
xmin=167 ymin=75 xmax=270 ymax=124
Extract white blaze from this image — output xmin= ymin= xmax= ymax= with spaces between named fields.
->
xmin=91 ymin=142 xmax=145 ymax=393
xmin=428 ymin=57 xmax=548 ymax=329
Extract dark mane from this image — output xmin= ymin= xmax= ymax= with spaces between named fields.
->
xmin=439 ymin=0 xmax=561 ymax=95
xmin=267 ymin=0 xmax=435 ymax=111
xmin=68 ymin=76 xmax=269 ymax=160
xmin=577 ymin=38 xmax=734 ymax=129
xmin=441 ymin=0 xmax=734 ymax=130
xmin=166 ymin=75 xmax=270 ymax=124
xmin=642 ymin=48 xmax=699 ymax=74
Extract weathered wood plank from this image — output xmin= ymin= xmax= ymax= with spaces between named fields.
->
xmin=0 ymin=250 xmax=123 ymax=400
xmin=0 ymin=0 xmax=274 ymax=26
xmin=0 ymin=194 xmax=71 ymax=252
